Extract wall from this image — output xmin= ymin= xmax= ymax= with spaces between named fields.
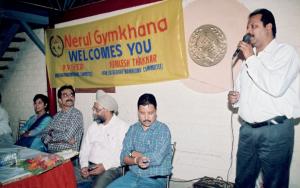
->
xmin=0 ymin=0 xmax=299 ymax=187
xmin=0 ymin=30 xmax=48 ymax=139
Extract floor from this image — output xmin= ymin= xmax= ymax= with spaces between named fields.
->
xmin=169 ymin=178 xmax=235 ymax=188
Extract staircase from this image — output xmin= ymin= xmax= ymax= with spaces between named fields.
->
xmin=0 ymin=34 xmax=26 ymax=79
xmin=0 ymin=1 xmax=51 ymax=79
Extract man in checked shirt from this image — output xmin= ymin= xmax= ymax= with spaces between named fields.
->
xmin=41 ymin=85 xmax=84 ymax=156
xmin=107 ymin=93 xmax=172 ymax=188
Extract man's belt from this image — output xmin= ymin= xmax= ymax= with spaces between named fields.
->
xmin=149 ymin=175 xmax=168 ymax=179
xmin=245 ymin=116 xmax=287 ymax=128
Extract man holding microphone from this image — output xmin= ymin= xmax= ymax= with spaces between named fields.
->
xmin=228 ymin=8 xmax=300 ymax=188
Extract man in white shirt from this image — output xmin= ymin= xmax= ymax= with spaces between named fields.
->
xmin=0 ymin=93 xmax=13 ymax=145
xmin=77 ymin=90 xmax=128 ymax=188
xmin=228 ymin=9 xmax=300 ymax=188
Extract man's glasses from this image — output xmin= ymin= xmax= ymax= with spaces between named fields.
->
xmin=92 ymin=106 xmax=104 ymax=113
xmin=62 ymin=93 xmax=74 ymax=98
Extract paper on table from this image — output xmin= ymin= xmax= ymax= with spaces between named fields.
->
xmin=55 ymin=149 xmax=79 ymax=160
xmin=0 ymin=145 xmax=43 ymax=160
xmin=0 ymin=167 xmax=31 ymax=184
xmin=18 ymin=148 xmax=43 ymax=160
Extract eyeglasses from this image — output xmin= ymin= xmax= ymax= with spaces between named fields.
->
xmin=92 ymin=106 xmax=104 ymax=113
xmin=62 ymin=93 xmax=74 ymax=98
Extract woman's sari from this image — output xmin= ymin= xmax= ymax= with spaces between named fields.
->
xmin=16 ymin=113 xmax=51 ymax=151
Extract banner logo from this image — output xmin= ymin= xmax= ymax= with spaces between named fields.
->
xmin=49 ymin=35 xmax=64 ymax=58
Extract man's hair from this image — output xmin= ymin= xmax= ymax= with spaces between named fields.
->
xmin=249 ymin=8 xmax=276 ymax=38
xmin=57 ymin=85 xmax=75 ymax=99
xmin=137 ymin=93 xmax=157 ymax=109
xmin=33 ymin=94 xmax=49 ymax=112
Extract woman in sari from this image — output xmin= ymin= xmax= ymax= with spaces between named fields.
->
xmin=16 ymin=94 xmax=52 ymax=151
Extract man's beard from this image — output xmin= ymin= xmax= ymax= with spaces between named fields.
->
xmin=93 ymin=114 xmax=105 ymax=124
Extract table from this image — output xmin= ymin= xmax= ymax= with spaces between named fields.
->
xmin=0 ymin=145 xmax=76 ymax=188
xmin=0 ymin=160 xmax=76 ymax=188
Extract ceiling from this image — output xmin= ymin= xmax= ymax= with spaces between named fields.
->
xmin=0 ymin=0 xmax=161 ymax=33
xmin=0 ymin=0 xmax=106 ymax=57
xmin=1 ymin=0 xmax=107 ymax=16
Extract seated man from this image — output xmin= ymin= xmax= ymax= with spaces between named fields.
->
xmin=77 ymin=90 xmax=129 ymax=188
xmin=107 ymin=93 xmax=172 ymax=188
xmin=41 ymin=85 xmax=84 ymax=153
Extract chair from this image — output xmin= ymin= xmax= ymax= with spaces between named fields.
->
xmin=121 ymin=142 xmax=176 ymax=188
xmin=167 ymin=142 xmax=176 ymax=188
xmin=17 ymin=119 xmax=27 ymax=140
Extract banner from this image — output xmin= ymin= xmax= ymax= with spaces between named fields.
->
xmin=45 ymin=0 xmax=188 ymax=88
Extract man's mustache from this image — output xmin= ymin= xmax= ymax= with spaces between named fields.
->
xmin=143 ymin=120 xmax=151 ymax=123
xmin=66 ymin=99 xmax=73 ymax=102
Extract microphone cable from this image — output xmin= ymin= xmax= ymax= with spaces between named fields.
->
xmin=226 ymin=57 xmax=239 ymax=186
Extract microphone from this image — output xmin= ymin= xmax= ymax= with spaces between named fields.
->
xmin=232 ymin=33 xmax=251 ymax=59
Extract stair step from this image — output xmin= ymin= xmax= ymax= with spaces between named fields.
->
xmin=6 ymin=47 xmax=20 ymax=52
xmin=11 ymin=37 xmax=26 ymax=42
xmin=0 ymin=57 xmax=14 ymax=61
xmin=0 ymin=65 xmax=8 ymax=70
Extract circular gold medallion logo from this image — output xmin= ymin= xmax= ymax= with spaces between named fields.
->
xmin=49 ymin=35 xmax=64 ymax=58
xmin=188 ymin=24 xmax=227 ymax=67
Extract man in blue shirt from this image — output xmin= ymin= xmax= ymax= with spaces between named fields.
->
xmin=107 ymin=93 xmax=172 ymax=188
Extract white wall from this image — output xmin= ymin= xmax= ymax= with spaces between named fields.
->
xmin=1 ymin=0 xmax=299 ymax=187
xmin=0 ymin=30 xmax=48 ymax=139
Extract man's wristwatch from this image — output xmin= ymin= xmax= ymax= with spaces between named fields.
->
xmin=129 ymin=150 xmax=134 ymax=158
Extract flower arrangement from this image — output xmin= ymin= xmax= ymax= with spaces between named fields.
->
xmin=20 ymin=154 xmax=62 ymax=174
